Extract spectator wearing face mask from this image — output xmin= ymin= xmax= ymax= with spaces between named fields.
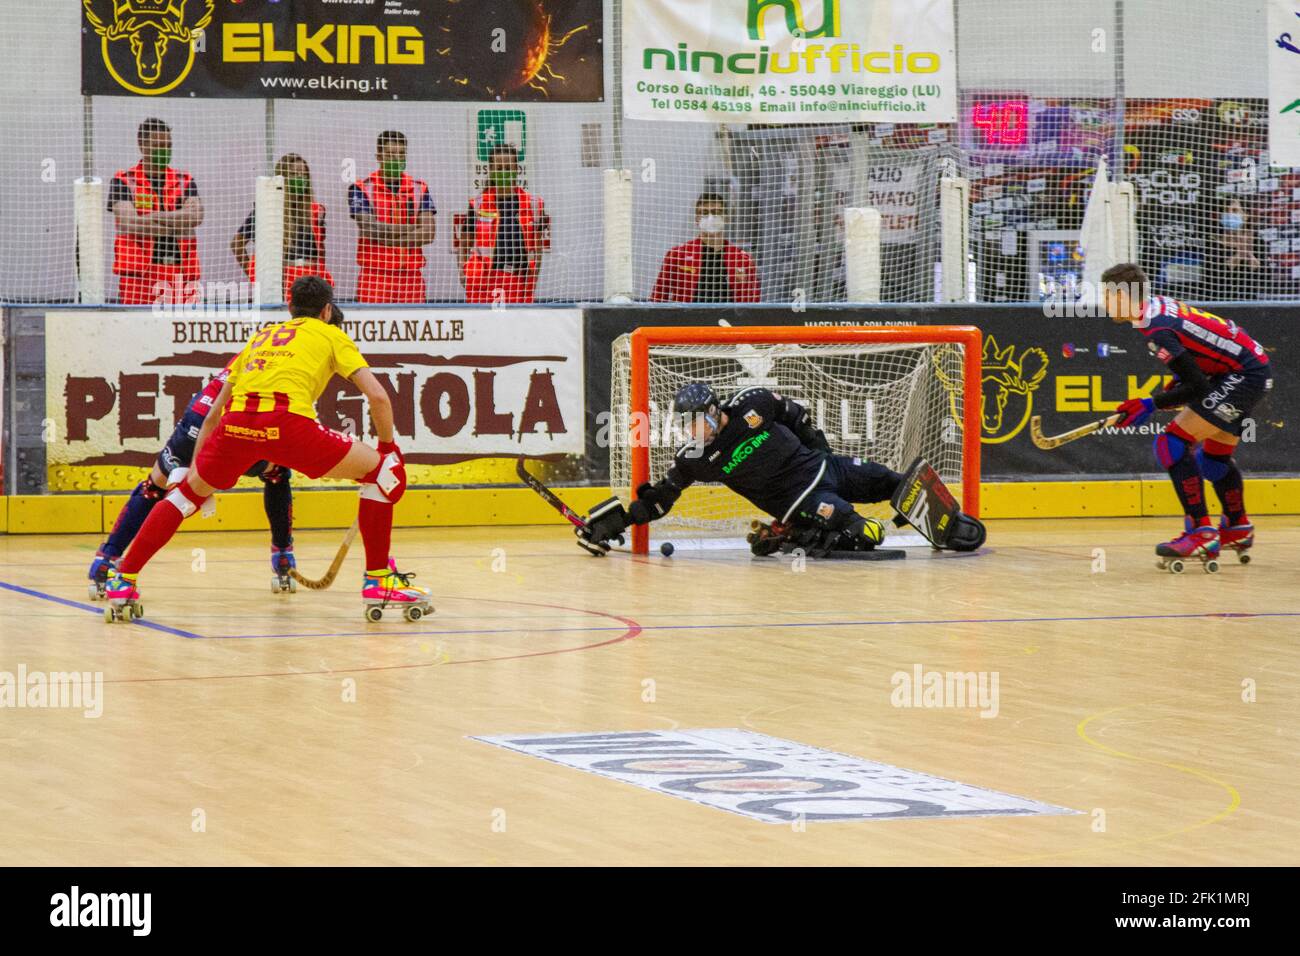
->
xmin=108 ymin=117 xmax=204 ymax=305
xmin=349 ymin=130 xmax=437 ymax=303
xmin=456 ymin=145 xmax=551 ymax=304
xmin=231 ymin=153 xmax=334 ymax=302
xmin=650 ymin=193 xmax=760 ymax=303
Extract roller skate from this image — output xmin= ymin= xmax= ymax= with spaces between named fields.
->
xmin=103 ymin=571 xmax=144 ymax=623
xmin=362 ymin=559 xmax=434 ymax=623
xmin=271 ymin=545 xmax=297 ymax=593
xmin=1155 ymin=519 xmax=1221 ymax=574
xmin=1218 ymin=516 xmax=1254 ymax=565
xmin=747 ymin=519 xmax=790 ymax=557
xmin=87 ymin=551 xmax=117 ymax=601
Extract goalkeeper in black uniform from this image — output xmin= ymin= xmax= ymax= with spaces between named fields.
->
xmin=579 ymin=382 xmax=986 ymax=557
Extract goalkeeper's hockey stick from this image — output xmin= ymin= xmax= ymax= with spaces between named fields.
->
xmin=516 ymin=458 xmax=629 ymax=553
xmin=289 ymin=521 xmax=358 ymax=590
xmin=1030 ymin=413 xmax=1122 ymax=450
xmin=516 ymin=457 xmax=588 ymax=529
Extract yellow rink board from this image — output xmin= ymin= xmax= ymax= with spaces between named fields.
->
xmin=4 ymin=479 xmax=1299 ymax=534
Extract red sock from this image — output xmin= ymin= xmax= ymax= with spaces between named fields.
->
xmin=118 ymin=497 xmax=187 ymax=574
xmin=358 ymin=498 xmax=393 ymax=572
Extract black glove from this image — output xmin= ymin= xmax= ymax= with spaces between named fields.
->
xmin=576 ymin=496 xmax=629 ymax=556
xmin=628 ymin=482 xmax=671 ymax=525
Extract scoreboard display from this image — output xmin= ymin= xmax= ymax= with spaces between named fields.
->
xmin=961 ymin=93 xmax=1115 ymax=163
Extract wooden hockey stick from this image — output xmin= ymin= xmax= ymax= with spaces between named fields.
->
xmin=1030 ymin=413 xmax=1122 ymax=450
xmin=289 ymin=521 xmax=358 ymax=590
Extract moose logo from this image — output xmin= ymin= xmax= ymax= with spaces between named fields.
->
xmin=84 ymin=0 xmax=213 ymax=96
xmin=935 ymin=336 xmax=1049 ymax=444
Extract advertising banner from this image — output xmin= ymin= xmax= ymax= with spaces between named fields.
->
xmin=81 ymin=0 xmax=604 ymax=102
xmin=583 ymin=303 xmax=1296 ymax=480
xmin=1270 ymin=0 xmax=1300 ymax=166
xmin=623 ymin=0 xmax=955 ymax=124
xmin=44 ymin=308 xmax=584 ymax=491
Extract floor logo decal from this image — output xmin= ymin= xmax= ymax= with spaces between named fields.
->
xmin=473 ymin=729 xmax=1079 ymax=823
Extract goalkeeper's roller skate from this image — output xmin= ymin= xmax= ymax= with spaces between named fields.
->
xmin=1218 ymin=517 xmax=1254 ymax=565
xmin=87 ymin=551 xmax=117 ymax=601
xmin=362 ymin=559 xmax=434 ymax=622
xmin=1155 ymin=519 xmax=1221 ymax=574
xmin=747 ymin=519 xmax=790 ymax=557
xmin=271 ymin=546 xmax=297 ymax=593
xmin=103 ymin=571 xmax=144 ymax=623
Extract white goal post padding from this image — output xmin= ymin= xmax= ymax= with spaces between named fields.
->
xmin=610 ymin=326 xmax=982 ymax=554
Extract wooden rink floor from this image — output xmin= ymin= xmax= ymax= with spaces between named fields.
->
xmin=1 ymin=517 xmax=1297 ymax=866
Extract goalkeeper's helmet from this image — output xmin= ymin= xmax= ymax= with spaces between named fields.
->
xmin=673 ymin=382 xmax=721 ymax=442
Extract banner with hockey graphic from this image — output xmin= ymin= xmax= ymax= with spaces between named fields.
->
xmin=44 ymin=308 xmax=584 ymax=491
xmin=623 ymin=0 xmax=956 ymax=124
xmin=1270 ymin=0 xmax=1300 ymax=166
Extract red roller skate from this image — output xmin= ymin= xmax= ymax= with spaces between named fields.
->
xmin=1155 ymin=519 xmax=1221 ymax=574
xmin=1218 ymin=517 xmax=1254 ymax=565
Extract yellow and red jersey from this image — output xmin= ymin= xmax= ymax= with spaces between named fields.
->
xmin=226 ymin=315 xmax=367 ymax=419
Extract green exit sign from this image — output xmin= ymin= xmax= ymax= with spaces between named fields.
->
xmin=477 ymin=110 xmax=527 ymax=163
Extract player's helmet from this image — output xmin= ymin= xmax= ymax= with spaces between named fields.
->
xmin=673 ymin=382 xmax=720 ymax=430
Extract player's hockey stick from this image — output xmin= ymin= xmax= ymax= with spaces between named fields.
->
xmin=516 ymin=458 xmax=629 ymax=553
xmin=289 ymin=521 xmax=358 ymax=590
xmin=1030 ymin=413 xmax=1122 ymax=450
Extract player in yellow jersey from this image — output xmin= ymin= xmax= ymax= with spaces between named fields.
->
xmin=105 ymin=276 xmax=431 ymax=622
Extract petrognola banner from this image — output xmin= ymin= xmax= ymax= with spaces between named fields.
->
xmin=80 ymin=0 xmax=604 ymax=101
xmin=623 ymin=0 xmax=955 ymax=124
xmin=1270 ymin=0 xmax=1300 ymax=165
xmin=44 ymin=309 xmax=584 ymax=491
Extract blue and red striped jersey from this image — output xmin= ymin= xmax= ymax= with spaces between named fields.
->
xmin=1135 ymin=297 xmax=1269 ymax=375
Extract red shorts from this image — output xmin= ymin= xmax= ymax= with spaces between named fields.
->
xmin=195 ymin=408 xmax=354 ymax=490
xmin=118 ymin=271 xmax=198 ymax=306
xmin=357 ymin=269 xmax=426 ymax=303
xmin=463 ymin=257 xmax=538 ymax=304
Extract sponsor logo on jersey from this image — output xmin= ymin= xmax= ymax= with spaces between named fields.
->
xmin=744 ymin=410 xmax=763 ymax=428
xmin=223 ymin=423 xmax=280 ymax=441
xmin=816 ymin=501 xmax=834 ymax=519
xmin=1181 ymin=318 xmax=1243 ymax=356
xmin=721 ymin=430 xmax=770 ymax=475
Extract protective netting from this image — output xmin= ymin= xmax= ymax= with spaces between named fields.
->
xmin=0 ymin=0 xmax=1283 ymax=306
xmin=609 ymin=334 xmax=968 ymax=538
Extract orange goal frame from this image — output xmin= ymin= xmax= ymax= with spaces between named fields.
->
xmin=626 ymin=325 xmax=983 ymax=554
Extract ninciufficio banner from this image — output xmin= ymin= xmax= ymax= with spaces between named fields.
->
xmin=44 ymin=309 xmax=584 ymax=492
xmin=80 ymin=0 xmax=604 ymax=101
xmin=623 ymin=0 xmax=955 ymax=124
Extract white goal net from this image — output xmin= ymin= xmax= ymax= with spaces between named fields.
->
xmin=609 ymin=327 xmax=979 ymax=550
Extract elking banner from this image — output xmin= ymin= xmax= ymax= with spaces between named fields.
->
xmin=44 ymin=309 xmax=584 ymax=491
xmin=1270 ymin=0 xmax=1300 ymax=165
xmin=623 ymin=0 xmax=956 ymax=124
xmin=80 ymin=0 xmax=604 ymax=101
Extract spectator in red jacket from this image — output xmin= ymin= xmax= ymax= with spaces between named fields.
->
xmin=650 ymin=193 xmax=760 ymax=303
xmin=109 ymin=117 xmax=204 ymax=305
